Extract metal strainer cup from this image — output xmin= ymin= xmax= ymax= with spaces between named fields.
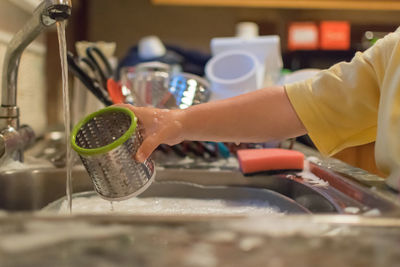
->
xmin=71 ymin=106 xmax=155 ymax=201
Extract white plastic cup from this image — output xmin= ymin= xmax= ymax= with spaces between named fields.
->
xmin=205 ymin=50 xmax=259 ymax=100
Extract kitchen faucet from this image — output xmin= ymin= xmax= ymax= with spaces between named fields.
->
xmin=0 ymin=0 xmax=72 ymax=163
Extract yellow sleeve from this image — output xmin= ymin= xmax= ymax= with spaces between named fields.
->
xmin=284 ymin=31 xmax=400 ymax=156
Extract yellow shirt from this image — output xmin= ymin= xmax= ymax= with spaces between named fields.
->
xmin=285 ymin=28 xmax=400 ymax=190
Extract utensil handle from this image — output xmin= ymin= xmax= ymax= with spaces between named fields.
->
xmin=86 ymin=46 xmax=114 ymax=79
xmin=67 ymin=52 xmax=113 ymax=106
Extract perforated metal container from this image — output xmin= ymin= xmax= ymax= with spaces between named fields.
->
xmin=128 ymin=62 xmax=174 ymax=108
xmin=71 ymin=106 xmax=155 ymax=201
xmin=121 ymin=62 xmax=210 ymax=109
xmin=169 ymin=73 xmax=210 ymax=109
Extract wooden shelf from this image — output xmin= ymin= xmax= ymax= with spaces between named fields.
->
xmin=151 ymin=0 xmax=400 ymax=11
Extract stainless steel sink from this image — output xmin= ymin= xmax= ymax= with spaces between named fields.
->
xmin=0 ymin=167 xmax=92 ymax=211
xmin=5 ymin=132 xmax=395 ymax=215
xmin=1 ymin=166 xmax=313 ymax=212
xmin=1 ymin=159 xmax=399 ymax=215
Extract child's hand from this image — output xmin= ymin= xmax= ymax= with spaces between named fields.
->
xmin=116 ymin=104 xmax=185 ymax=162
xmin=116 ymin=85 xmax=306 ymax=162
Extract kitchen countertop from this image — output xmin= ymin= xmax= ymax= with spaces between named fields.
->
xmin=0 ymin=214 xmax=399 ymax=267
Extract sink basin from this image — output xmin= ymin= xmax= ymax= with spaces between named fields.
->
xmin=43 ymin=183 xmax=310 ymax=214
xmin=0 ymin=166 xmax=314 ymax=213
xmin=11 ymin=136 xmax=398 ymax=215
xmin=1 ymin=161 xmax=399 ymax=215
xmin=0 ymin=167 xmax=92 ymax=211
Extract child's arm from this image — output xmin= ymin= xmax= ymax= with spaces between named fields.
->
xmin=120 ymin=85 xmax=306 ymax=162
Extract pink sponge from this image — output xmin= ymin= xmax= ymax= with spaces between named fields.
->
xmin=237 ymin=148 xmax=304 ymax=174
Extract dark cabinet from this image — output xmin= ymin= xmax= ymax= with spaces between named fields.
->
xmin=152 ymin=0 xmax=400 ymax=11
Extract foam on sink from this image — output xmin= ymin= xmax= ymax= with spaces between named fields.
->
xmin=0 ymin=158 xmax=26 ymax=171
xmin=57 ymin=195 xmax=282 ymax=216
xmin=295 ymin=159 xmax=329 ymax=187
xmin=0 ymin=156 xmax=53 ymax=172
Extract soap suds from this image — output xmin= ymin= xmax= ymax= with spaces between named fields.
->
xmin=296 ymin=159 xmax=329 ymax=187
xmin=56 ymin=194 xmax=281 ymax=216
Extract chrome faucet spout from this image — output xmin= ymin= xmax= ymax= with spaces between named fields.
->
xmin=1 ymin=0 xmax=72 ymax=110
xmin=0 ymin=0 xmax=72 ymax=161
xmin=43 ymin=0 xmax=72 ymax=23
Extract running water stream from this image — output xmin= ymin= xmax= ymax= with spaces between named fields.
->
xmin=57 ymin=21 xmax=73 ymax=213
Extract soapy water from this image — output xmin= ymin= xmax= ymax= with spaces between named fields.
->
xmin=57 ymin=195 xmax=281 ymax=216
xmin=53 ymin=157 xmax=326 ymax=216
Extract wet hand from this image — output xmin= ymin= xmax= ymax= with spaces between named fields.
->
xmin=116 ymin=104 xmax=185 ymax=162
